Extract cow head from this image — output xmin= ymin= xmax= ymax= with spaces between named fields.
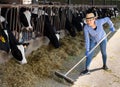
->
xmin=10 ymin=44 xmax=27 ymax=64
xmin=17 ymin=45 xmax=27 ymax=64
xmin=20 ymin=8 xmax=33 ymax=31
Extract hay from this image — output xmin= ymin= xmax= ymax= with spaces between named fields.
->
xmin=0 ymin=60 xmax=38 ymax=87
xmin=28 ymin=45 xmax=68 ymax=78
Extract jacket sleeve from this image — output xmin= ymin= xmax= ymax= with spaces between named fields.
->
xmin=84 ymin=26 xmax=90 ymax=51
xmin=99 ymin=17 xmax=115 ymax=28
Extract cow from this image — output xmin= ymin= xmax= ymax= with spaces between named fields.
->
xmin=62 ymin=7 xmax=85 ymax=36
xmin=0 ymin=15 xmax=27 ymax=64
xmin=0 ymin=26 xmax=27 ymax=64
xmin=32 ymin=7 xmax=60 ymax=48
xmin=108 ymin=7 xmax=119 ymax=18
xmin=86 ymin=7 xmax=119 ymax=19
xmin=7 ymin=28 xmax=27 ymax=64
xmin=72 ymin=10 xmax=86 ymax=32
xmin=0 ymin=4 xmax=27 ymax=64
xmin=19 ymin=7 xmax=34 ymax=43
xmin=65 ymin=16 xmax=76 ymax=37
xmin=58 ymin=7 xmax=77 ymax=37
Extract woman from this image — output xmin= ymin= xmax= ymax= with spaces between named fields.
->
xmin=81 ymin=12 xmax=115 ymax=75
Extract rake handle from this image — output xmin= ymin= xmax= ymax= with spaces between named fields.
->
xmin=65 ymin=31 xmax=112 ymax=76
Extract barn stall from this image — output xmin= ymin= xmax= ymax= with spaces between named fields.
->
xmin=0 ymin=1 xmax=120 ymax=86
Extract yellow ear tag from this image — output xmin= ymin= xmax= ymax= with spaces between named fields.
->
xmin=0 ymin=36 xmax=6 ymax=43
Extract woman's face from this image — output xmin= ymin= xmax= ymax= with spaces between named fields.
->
xmin=86 ymin=17 xmax=95 ymax=27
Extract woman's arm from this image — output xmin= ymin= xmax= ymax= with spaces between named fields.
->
xmin=84 ymin=26 xmax=90 ymax=52
xmin=99 ymin=17 xmax=115 ymax=31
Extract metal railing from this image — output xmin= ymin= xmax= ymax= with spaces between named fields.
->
xmin=0 ymin=4 xmax=118 ymax=43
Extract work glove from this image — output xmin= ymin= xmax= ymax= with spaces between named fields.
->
xmin=110 ymin=27 xmax=115 ymax=32
xmin=85 ymin=51 xmax=89 ymax=57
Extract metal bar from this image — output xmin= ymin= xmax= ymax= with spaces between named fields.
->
xmin=0 ymin=4 xmax=117 ymax=8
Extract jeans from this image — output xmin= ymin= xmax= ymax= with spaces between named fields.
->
xmin=86 ymin=38 xmax=107 ymax=69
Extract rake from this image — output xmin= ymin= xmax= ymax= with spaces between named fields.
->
xmin=55 ymin=31 xmax=112 ymax=84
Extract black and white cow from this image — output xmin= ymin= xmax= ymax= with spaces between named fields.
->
xmin=65 ymin=16 xmax=76 ymax=37
xmin=0 ymin=7 xmax=27 ymax=64
xmin=62 ymin=7 xmax=85 ymax=37
xmin=32 ymin=7 xmax=60 ymax=48
xmin=19 ymin=7 xmax=34 ymax=43
xmin=64 ymin=8 xmax=76 ymax=37
xmin=72 ymin=10 xmax=86 ymax=32
xmin=7 ymin=28 xmax=27 ymax=64
xmin=86 ymin=7 xmax=119 ymax=19
xmin=0 ymin=26 xmax=27 ymax=64
xmin=108 ymin=7 xmax=119 ymax=18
